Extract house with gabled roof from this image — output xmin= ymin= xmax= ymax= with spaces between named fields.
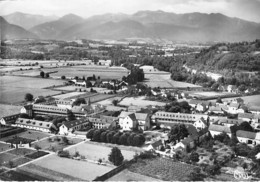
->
xmin=59 ymin=119 xmax=89 ymax=135
xmin=118 ymin=111 xmax=150 ymax=131
xmin=193 ymin=117 xmax=208 ymax=130
xmin=147 ymin=140 xmax=164 ymax=151
xmin=236 ymin=130 xmax=260 ymax=146
xmin=15 ymin=118 xmax=54 ymax=133
xmin=174 ymin=136 xmax=195 ymax=150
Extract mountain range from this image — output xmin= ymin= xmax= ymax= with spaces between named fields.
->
xmin=3 ymin=12 xmax=58 ymax=29
xmin=0 ymin=16 xmax=37 ymax=40
xmin=1 ymin=10 xmax=260 ymax=42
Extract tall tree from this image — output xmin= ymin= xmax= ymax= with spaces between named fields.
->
xmin=108 ymin=147 xmax=124 ymax=166
xmin=25 ymin=93 xmax=34 ymax=102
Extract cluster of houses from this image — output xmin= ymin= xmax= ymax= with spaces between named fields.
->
xmin=1 ymin=95 xmax=260 ymax=154
xmin=69 ymin=78 xmax=128 ymax=93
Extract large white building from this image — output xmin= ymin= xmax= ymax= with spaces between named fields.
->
xmin=151 ymin=111 xmax=208 ymax=128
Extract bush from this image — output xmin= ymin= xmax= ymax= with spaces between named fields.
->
xmin=57 ymin=150 xmax=70 ymax=158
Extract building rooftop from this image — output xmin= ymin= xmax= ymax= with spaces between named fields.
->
xmin=236 ymin=130 xmax=256 ymax=139
xmin=209 ymin=124 xmax=231 ymax=133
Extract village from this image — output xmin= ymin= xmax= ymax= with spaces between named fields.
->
xmin=1 ymin=68 xmax=260 ymax=180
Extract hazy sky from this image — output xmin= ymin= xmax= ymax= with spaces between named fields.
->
xmin=0 ymin=0 xmax=260 ymax=22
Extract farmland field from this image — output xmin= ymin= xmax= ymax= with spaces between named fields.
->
xmin=32 ymin=154 xmax=114 ymax=181
xmin=53 ymin=91 xmax=89 ymax=100
xmin=81 ymin=93 xmax=116 ymax=103
xmin=66 ymin=142 xmax=138 ymax=163
xmin=0 ymin=76 xmax=64 ymax=104
xmin=128 ymin=157 xmax=195 ymax=181
xmin=40 ymin=65 xmax=129 ymax=80
xmin=119 ymin=96 xmax=166 ymax=107
xmin=144 ymin=73 xmax=200 ymax=88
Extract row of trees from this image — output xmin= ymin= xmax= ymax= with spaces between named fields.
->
xmin=86 ymin=129 xmax=145 ymax=147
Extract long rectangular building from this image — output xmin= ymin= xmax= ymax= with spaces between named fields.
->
xmin=152 ymin=111 xmax=208 ymax=127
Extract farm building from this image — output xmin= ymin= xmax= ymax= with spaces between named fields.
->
xmin=59 ymin=119 xmax=89 ymax=135
xmin=151 ymin=111 xmax=208 ymax=128
xmin=15 ymin=118 xmax=55 ymax=132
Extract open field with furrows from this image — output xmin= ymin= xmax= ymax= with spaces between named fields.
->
xmin=119 ymin=96 xmax=166 ymax=107
xmin=144 ymin=73 xmax=201 ymax=88
xmin=32 ymin=154 xmax=114 ymax=181
xmin=106 ymin=169 xmax=161 ymax=181
xmin=66 ymin=142 xmax=137 ymax=163
xmin=128 ymin=157 xmax=195 ymax=181
xmin=0 ymin=130 xmax=51 ymax=142
xmin=0 ymin=76 xmax=64 ymax=104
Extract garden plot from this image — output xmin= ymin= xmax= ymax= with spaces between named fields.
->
xmin=0 ymin=130 xmax=51 ymax=142
xmin=32 ymin=154 xmax=114 ymax=181
xmin=0 ymin=143 xmax=12 ymax=152
xmin=0 ymin=148 xmax=35 ymax=168
xmin=32 ymin=136 xmax=83 ymax=152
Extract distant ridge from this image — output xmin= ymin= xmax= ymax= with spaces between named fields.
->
xmin=4 ymin=12 xmax=58 ymax=29
xmin=0 ymin=16 xmax=37 ymax=39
